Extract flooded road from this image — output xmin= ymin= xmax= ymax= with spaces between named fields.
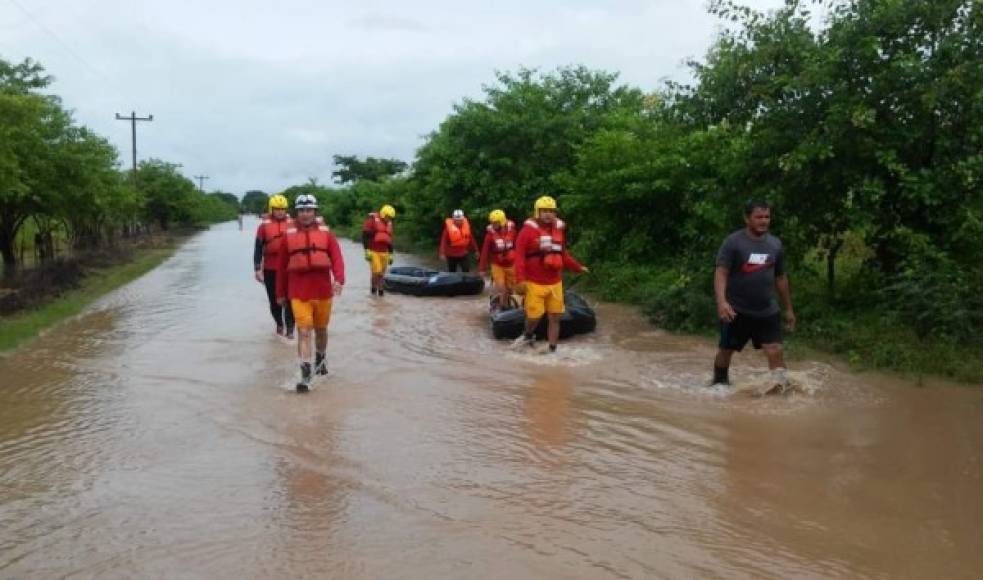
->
xmin=1 ymin=220 xmax=981 ymax=579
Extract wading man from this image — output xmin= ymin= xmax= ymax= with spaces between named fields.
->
xmin=254 ymin=194 xmax=295 ymax=338
xmin=276 ymin=194 xmax=345 ymax=392
xmin=439 ymin=209 xmax=479 ymax=272
xmin=362 ymin=204 xmax=396 ymax=297
xmin=479 ymin=209 xmax=517 ymax=310
xmin=713 ymin=200 xmax=796 ymax=391
xmin=512 ymin=196 xmax=588 ymax=354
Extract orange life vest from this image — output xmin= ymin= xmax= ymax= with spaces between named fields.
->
xmin=523 ymin=218 xmax=566 ymax=271
xmin=259 ymin=215 xmax=294 ymax=265
xmin=284 ymin=224 xmax=334 ymax=273
xmin=445 ymin=217 xmax=473 ymax=248
xmin=367 ymin=212 xmax=394 ymax=245
xmin=486 ymin=220 xmax=516 ymax=265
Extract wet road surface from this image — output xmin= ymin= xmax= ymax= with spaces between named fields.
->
xmin=1 ymin=219 xmax=981 ymax=579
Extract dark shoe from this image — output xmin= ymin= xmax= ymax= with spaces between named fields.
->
xmin=296 ymin=362 xmax=312 ymax=393
xmin=314 ymin=353 xmax=328 ymax=376
xmin=712 ymin=366 xmax=730 ymax=386
xmin=276 ymin=325 xmax=284 ymax=337
xmin=371 ymin=287 xmax=378 ymax=296
xmin=378 ymin=288 xmax=384 ymax=297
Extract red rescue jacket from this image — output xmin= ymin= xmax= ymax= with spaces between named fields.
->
xmin=479 ymin=220 xmax=516 ymax=270
xmin=445 ymin=218 xmax=473 ymax=248
xmin=256 ymin=215 xmax=294 ymax=270
xmin=440 ymin=218 xmax=479 ymax=258
xmin=514 ymin=218 xmax=585 ymax=285
xmin=285 ymin=224 xmax=334 ymax=273
xmin=363 ymin=213 xmax=394 ymax=252
xmin=275 ymin=222 xmax=346 ymax=301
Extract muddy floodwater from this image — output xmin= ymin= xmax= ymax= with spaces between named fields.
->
xmin=1 ymin=220 xmax=981 ymax=579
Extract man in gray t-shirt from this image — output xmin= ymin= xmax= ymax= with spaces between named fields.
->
xmin=712 ymin=201 xmax=796 ymax=390
xmin=716 ymin=229 xmax=785 ymax=317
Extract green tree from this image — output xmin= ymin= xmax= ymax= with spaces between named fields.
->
xmin=677 ymin=0 xmax=981 ymax=292
xmin=0 ymin=57 xmax=51 ymax=92
xmin=2 ymin=55 xmax=234 ymax=269
xmin=53 ymin=126 xmax=126 ymax=249
xmin=408 ymin=66 xmax=644 ymax=242
xmin=241 ymin=190 xmax=268 ymax=214
xmin=209 ymin=191 xmax=241 ymax=211
xmin=133 ymin=159 xmax=197 ymax=230
xmin=331 ymin=155 xmax=408 ymax=184
xmin=188 ymin=191 xmax=238 ymax=224
xmin=0 ymin=67 xmax=70 ymax=268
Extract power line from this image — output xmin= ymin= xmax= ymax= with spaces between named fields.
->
xmin=6 ymin=0 xmax=107 ymax=80
xmin=115 ymin=111 xmax=154 ymax=172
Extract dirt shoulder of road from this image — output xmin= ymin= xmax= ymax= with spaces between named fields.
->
xmin=0 ymin=233 xmax=189 ymax=353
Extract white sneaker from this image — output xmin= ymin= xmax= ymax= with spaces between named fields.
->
xmin=772 ymin=367 xmax=789 ymax=385
xmin=767 ymin=368 xmax=790 ymax=395
xmin=511 ymin=334 xmax=535 ymax=350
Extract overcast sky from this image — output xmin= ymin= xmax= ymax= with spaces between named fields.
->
xmin=1 ymin=0 xmax=786 ymax=195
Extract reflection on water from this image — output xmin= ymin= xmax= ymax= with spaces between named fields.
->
xmin=524 ymin=372 xmax=575 ymax=451
xmin=1 ymin=218 xmax=981 ymax=579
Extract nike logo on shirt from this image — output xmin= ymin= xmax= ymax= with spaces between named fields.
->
xmin=740 ymin=253 xmax=773 ymax=273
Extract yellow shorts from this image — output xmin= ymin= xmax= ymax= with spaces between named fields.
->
xmin=367 ymin=250 xmax=390 ymax=275
xmin=291 ymin=298 xmax=333 ymax=329
xmin=523 ymin=281 xmax=565 ymax=319
xmin=491 ymin=264 xmax=515 ymax=290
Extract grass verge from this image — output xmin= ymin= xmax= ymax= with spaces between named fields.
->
xmin=0 ymin=245 xmax=179 ymax=353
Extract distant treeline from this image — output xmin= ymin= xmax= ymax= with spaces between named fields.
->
xmin=0 ymin=58 xmax=239 ymax=269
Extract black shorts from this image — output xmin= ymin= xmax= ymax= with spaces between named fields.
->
xmin=447 ymin=256 xmax=470 ymax=272
xmin=719 ymin=312 xmax=782 ymax=351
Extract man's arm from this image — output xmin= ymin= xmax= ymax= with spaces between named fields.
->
xmin=714 ymin=236 xmax=737 ymax=322
xmin=330 ymin=234 xmax=346 ymax=288
xmin=715 ymin=267 xmax=736 ymax=322
xmin=562 ymin=247 xmax=585 ymax=273
xmin=773 ymin=243 xmax=794 ymax=330
xmin=775 ymin=274 xmax=795 ymax=331
xmin=253 ymin=238 xmax=265 ymax=271
xmin=253 ymin=228 xmax=265 ymax=282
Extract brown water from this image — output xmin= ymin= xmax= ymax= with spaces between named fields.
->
xmin=1 ymin=220 xmax=981 ymax=579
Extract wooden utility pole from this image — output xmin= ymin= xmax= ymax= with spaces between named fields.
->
xmin=194 ymin=175 xmax=209 ymax=191
xmin=114 ymin=111 xmax=154 ymax=172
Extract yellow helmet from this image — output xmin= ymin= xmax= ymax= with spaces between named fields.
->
xmin=488 ymin=209 xmax=507 ymax=225
xmin=534 ymin=195 xmax=558 ymax=214
xmin=269 ymin=194 xmax=289 ymax=211
xmin=380 ymin=204 xmax=396 ymax=219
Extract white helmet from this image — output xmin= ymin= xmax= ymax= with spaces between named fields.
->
xmin=295 ymin=194 xmax=318 ymax=210
xmin=452 ymin=209 xmax=464 ymax=219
